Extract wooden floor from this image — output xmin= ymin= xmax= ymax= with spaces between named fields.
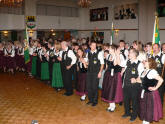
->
xmin=0 ymin=72 xmax=164 ymax=124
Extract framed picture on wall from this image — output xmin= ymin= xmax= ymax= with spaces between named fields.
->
xmin=114 ymin=3 xmax=138 ymax=20
xmin=157 ymin=0 xmax=165 ymax=17
xmin=90 ymin=7 xmax=108 ymax=21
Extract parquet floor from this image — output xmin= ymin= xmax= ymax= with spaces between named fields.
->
xmin=0 ymin=72 xmax=164 ymax=124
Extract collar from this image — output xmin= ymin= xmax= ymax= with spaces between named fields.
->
xmin=154 ymin=51 xmax=161 ymax=57
xmin=90 ymin=49 xmax=97 ymax=54
xmin=130 ymin=59 xmax=138 ymax=64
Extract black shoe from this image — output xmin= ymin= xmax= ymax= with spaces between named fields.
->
xmin=86 ymin=101 xmax=93 ymax=105
xmin=130 ymin=116 xmax=137 ymax=122
xmin=122 ymin=114 xmax=131 ymax=118
xmin=92 ymin=103 xmax=97 ymax=107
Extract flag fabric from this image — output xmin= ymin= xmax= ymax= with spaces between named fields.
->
xmin=152 ymin=15 xmax=160 ymax=45
xmin=110 ymin=21 xmax=114 ymax=45
xmin=24 ymin=25 xmax=30 ymax=64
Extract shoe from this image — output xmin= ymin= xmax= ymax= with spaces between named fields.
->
xmin=130 ymin=116 xmax=137 ymax=122
xmin=86 ymin=101 xmax=93 ymax=105
xmin=122 ymin=114 xmax=131 ymax=118
xmin=92 ymin=103 xmax=97 ymax=107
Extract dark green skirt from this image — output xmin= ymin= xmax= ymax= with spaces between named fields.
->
xmin=31 ymin=56 xmax=37 ymax=76
xmin=41 ymin=62 xmax=49 ymax=80
xmin=52 ymin=63 xmax=63 ymax=88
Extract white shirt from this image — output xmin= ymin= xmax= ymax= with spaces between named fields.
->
xmin=60 ymin=47 xmax=77 ymax=65
xmin=153 ymin=51 xmax=165 ymax=64
xmin=86 ymin=49 xmax=104 ymax=65
xmin=5 ymin=48 xmax=15 ymax=57
xmin=141 ymin=69 xmax=158 ymax=79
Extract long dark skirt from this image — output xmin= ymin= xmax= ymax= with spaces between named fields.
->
xmin=52 ymin=63 xmax=63 ymax=88
xmin=26 ymin=55 xmax=32 ymax=73
xmin=31 ymin=56 xmax=37 ymax=76
xmin=41 ymin=62 xmax=49 ymax=80
xmin=6 ymin=56 xmax=16 ymax=69
xmin=76 ymin=72 xmax=87 ymax=96
xmin=17 ymin=55 xmax=25 ymax=69
xmin=139 ymin=90 xmax=163 ymax=122
xmin=101 ymin=71 xmax=123 ymax=103
xmin=0 ymin=52 xmax=4 ymax=68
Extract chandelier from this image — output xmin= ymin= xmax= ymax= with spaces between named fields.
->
xmin=0 ymin=0 xmax=23 ymax=7
xmin=78 ymin=0 xmax=92 ymax=8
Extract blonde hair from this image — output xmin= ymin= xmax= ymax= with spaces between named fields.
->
xmin=55 ymin=42 xmax=61 ymax=51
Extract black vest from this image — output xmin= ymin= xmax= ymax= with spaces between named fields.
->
xmin=62 ymin=48 xmax=72 ymax=67
xmin=87 ymin=50 xmax=101 ymax=73
xmin=124 ymin=60 xmax=140 ymax=86
xmin=141 ymin=70 xmax=158 ymax=92
xmin=49 ymin=48 xmax=55 ymax=62
xmin=78 ymin=61 xmax=87 ymax=73
xmin=152 ymin=53 xmax=163 ymax=75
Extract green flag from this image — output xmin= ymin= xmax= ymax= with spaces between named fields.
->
xmin=24 ymin=25 xmax=30 ymax=64
xmin=152 ymin=16 xmax=160 ymax=44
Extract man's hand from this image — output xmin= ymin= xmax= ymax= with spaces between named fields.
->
xmin=66 ymin=65 xmax=72 ymax=70
xmin=131 ymin=78 xmax=136 ymax=83
xmin=98 ymin=72 xmax=102 ymax=78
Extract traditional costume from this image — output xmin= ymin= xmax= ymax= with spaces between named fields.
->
xmin=139 ymin=69 xmax=163 ymax=124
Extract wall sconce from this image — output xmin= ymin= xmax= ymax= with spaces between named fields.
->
xmin=114 ymin=29 xmax=119 ymax=36
xmin=52 ymin=32 xmax=56 ymax=36
xmin=51 ymin=29 xmax=54 ymax=32
xmin=3 ymin=31 xmax=9 ymax=37
xmin=29 ymin=30 xmax=34 ymax=37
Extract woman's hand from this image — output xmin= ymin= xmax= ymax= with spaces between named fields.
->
xmin=148 ymin=86 xmax=157 ymax=91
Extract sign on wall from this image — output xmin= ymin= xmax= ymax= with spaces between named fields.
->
xmin=90 ymin=7 xmax=108 ymax=21
xmin=26 ymin=16 xmax=36 ymax=29
xmin=114 ymin=3 xmax=138 ymax=20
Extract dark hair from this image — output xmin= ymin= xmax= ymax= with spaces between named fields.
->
xmin=148 ymin=58 xmax=157 ymax=69
xmin=119 ymin=40 xmax=125 ymax=43
xmin=104 ymin=50 xmax=109 ymax=54
xmin=146 ymin=42 xmax=152 ymax=46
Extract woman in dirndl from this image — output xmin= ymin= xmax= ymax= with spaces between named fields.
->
xmin=17 ymin=43 xmax=25 ymax=72
xmin=137 ymin=58 xmax=163 ymax=124
xmin=40 ymin=44 xmax=49 ymax=81
xmin=101 ymin=45 xmax=123 ymax=112
xmin=52 ymin=42 xmax=63 ymax=91
xmin=76 ymin=48 xmax=88 ymax=101
xmin=4 ymin=42 xmax=16 ymax=74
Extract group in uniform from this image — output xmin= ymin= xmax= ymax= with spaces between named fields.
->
xmin=0 ymin=38 xmax=165 ymax=124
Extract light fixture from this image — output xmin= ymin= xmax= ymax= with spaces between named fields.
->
xmin=3 ymin=31 xmax=8 ymax=37
xmin=114 ymin=29 xmax=119 ymax=36
xmin=78 ymin=0 xmax=92 ymax=8
xmin=0 ymin=0 xmax=23 ymax=7
xmin=29 ymin=30 xmax=34 ymax=37
xmin=52 ymin=33 xmax=56 ymax=36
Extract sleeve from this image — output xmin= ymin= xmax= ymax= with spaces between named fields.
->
xmin=98 ymin=51 xmax=104 ymax=64
xmin=124 ymin=49 xmax=129 ymax=59
xmin=59 ymin=51 xmax=63 ymax=58
xmin=68 ymin=50 xmax=77 ymax=65
xmin=120 ymin=54 xmax=127 ymax=67
xmin=147 ymin=69 xmax=159 ymax=79
xmin=138 ymin=62 xmax=144 ymax=76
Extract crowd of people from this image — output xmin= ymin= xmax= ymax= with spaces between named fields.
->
xmin=0 ymin=38 xmax=165 ymax=124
